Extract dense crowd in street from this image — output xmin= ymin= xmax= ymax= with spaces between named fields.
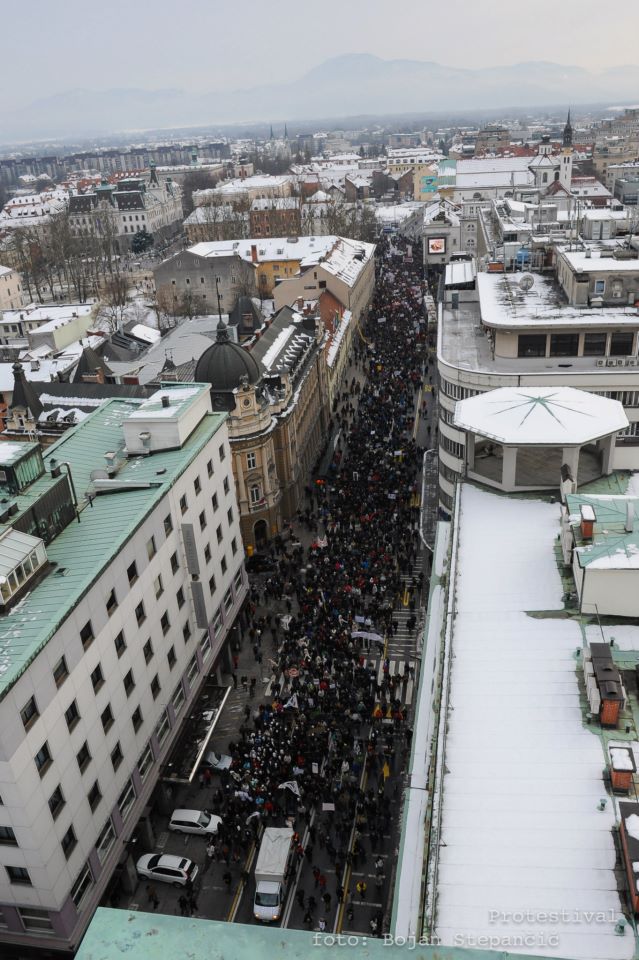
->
xmin=201 ymin=237 xmax=430 ymax=933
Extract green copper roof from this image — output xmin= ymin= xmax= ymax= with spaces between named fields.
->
xmin=566 ymin=492 xmax=639 ymax=569
xmin=0 ymin=389 xmax=226 ymax=699
xmin=75 ymin=909 xmax=572 ymax=960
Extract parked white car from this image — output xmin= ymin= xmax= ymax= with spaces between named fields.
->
xmin=201 ymin=750 xmax=233 ymax=772
xmin=136 ymin=853 xmax=198 ymax=887
xmin=168 ymin=808 xmax=222 ymax=836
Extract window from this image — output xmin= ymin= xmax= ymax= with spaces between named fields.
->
xmin=206 ymin=459 xmax=213 ymax=478
xmin=179 ymin=494 xmax=188 ymax=515
xmin=182 ymin=621 xmax=192 ymax=643
xmin=34 ymin=741 xmax=52 ymax=777
xmin=146 ymin=536 xmax=157 ymax=560
xmin=216 ymin=524 xmax=223 ymax=544
xmin=20 ymin=695 xmax=39 ymax=730
xmin=135 ymin=601 xmax=146 ymax=626
xmin=70 ymin=863 xmax=94 ymax=910
xmin=127 ymin=561 xmax=138 ymax=585
xmin=517 ymin=334 xmax=546 ymax=358
xmin=48 ymin=785 xmax=65 ymax=820
xmin=212 ymin=607 xmax=223 ymax=637
xmin=0 ymin=826 xmax=17 ymax=846
xmin=194 ymin=476 xmax=201 ymax=495
xmin=143 ymin=638 xmax=154 ymax=664
xmin=138 ymin=743 xmax=154 ymax=782
xmin=87 ymin=780 xmax=102 ymax=812
xmin=118 ymin=780 xmax=136 ymax=821
xmin=170 ymin=551 xmax=179 ymax=574
xmin=223 ymin=587 xmax=233 ymax=612
xmin=111 ymin=742 xmax=123 ymax=771
xmin=187 ymin=655 xmax=199 ymax=687
xmin=583 ymin=332 xmax=607 ymax=356
xmin=155 ymin=709 xmax=170 ymax=746
xmin=164 ymin=513 xmax=173 ymax=536
xmin=161 ymin=611 xmax=170 ymax=635
xmin=204 ymin=543 xmax=211 ymax=563
xmin=150 ymin=674 xmax=161 ymax=699
xmin=234 ymin=568 xmax=243 ymax=592
xmin=176 ymin=586 xmax=185 ymax=610
xmin=101 ymin=704 xmax=114 ymax=733
xmin=227 ymin=507 xmax=233 ymax=526
xmin=80 ymin=620 xmax=94 ymax=650
xmin=96 ymin=819 xmax=116 ymax=864
xmin=123 ymin=669 xmax=135 ymax=697
xmin=223 ymin=476 xmax=230 ymax=495
xmin=221 ymin=556 xmax=228 ymax=575
xmin=154 ymin=574 xmax=164 ymax=599
xmin=200 ymin=633 xmax=212 ymax=661
xmin=594 ymin=279 xmax=606 ymax=294
xmin=212 ymin=493 xmax=219 ymax=512
xmin=549 ymin=333 xmax=579 ymax=357
xmin=91 ymin=664 xmax=104 ymax=693
xmin=209 ymin=574 xmax=216 ymax=595
xmin=77 ymin=742 xmax=91 ymax=773
xmin=246 ymin=451 xmax=256 ymax=469
xmin=231 ymin=537 xmax=238 ymax=556
xmin=171 ymin=682 xmax=185 ymax=715
xmin=18 ymin=906 xmax=52 ymax=931
xmin=219 ymin=444 xmax=226 ymax=462
xmin=61 ymin=825 xmax=77 ymax=859
xmin=250 ymin=484 xmax=262 ymax=505
xmin=53 ymin=655 xmax=69 ymax=687
xmin=199 ymin=510 xmax=207 ymax=531
xmin=132 ymin=706 xmax=143 ymax=733
xmin=7 ymin=866 xmax=31 ymax=886
xmin=65 ymin=700 xmax=80 ymax=731
xmin=114 ymin=630 xmax=127 ymax=657
xmin=610 ymin=332 xmax=634 ymax=356
xmin=167 ymin=645 xmax=176 ymax=669
xmin=106 ymin=588 xmax=118 ymax=616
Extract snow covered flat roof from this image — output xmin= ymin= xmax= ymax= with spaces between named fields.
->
xmin=560 ymin=249 xmax=639 ymax=273
xmin=454 ymin=386 xmax=628 ymax=445
xmin=434 ymin=485 xmax=632 ymax=960
xmin=477 ymin=271 xmax=639 ymax=329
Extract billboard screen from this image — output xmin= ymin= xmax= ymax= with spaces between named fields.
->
xmin=428 ymin=237 xmax=446 ymax=255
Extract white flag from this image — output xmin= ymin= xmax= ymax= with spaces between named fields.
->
xmin=284 ymin=693 xmax=299 ymax=709
xmin=278 ymin=780 xmax=301 ymax=797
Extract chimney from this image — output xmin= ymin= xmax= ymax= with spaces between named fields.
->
xmin=625 ymin=502 xmax=634 ymax=533
xmin=161 ymin=394 xmax=170 ymax=408
xmin=250 ymin=244 xmax=258 ymax=264
xmin=580 ymin=503 xmax=596 ymax=539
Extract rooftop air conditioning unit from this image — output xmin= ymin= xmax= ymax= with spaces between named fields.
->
xmin=617 ymin=359 xmax=625 ymax=366
xmin=596 ymin=358 xmax=605 ymax=367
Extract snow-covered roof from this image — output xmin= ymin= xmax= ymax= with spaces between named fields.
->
xmin=477 ymin=270 xmax=639 ymax=329
xmin=187 ymin=236 xmax=336 ymax=266
xmin=434 ymin=484 xmax=630 ymax=958
xmin=560 ymin=248 xmax=639 ymax=273
xmin=318 ymin=237 xmax=375 ymax=286
xmin=454 ymin=385 xmax=628 ymax=445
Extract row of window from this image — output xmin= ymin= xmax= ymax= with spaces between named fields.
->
xmin=439 ymin=380 xmax=479 ymax=402
xmin=517 ymin=331 xmax=635 ymax=359
xmin=440 ymin=434 xmax=465 ymax=459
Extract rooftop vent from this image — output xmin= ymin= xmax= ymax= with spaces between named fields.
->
xmin=580 ymin=503 xmax=596 ymax=540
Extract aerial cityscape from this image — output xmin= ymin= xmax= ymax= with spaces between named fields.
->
xmin=1 ymin=2 xmax=639 ymax=960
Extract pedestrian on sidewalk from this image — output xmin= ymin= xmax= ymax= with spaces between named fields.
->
xmin=241 ymin=675 xmax=248 ymax=693
xmin=146 ymin=884 xmax=159 ymax=910
xmin=223 ymin=870 xmax=232 ymax=890
xmin=318 ymin=917 xmax=327 ymax=932
xmin=178 ymin=894 xmax=189 ymax=916
xmin=356 ymin=880 xmax=367 ymax=901
xmin=232 ymin=654 xmax=239 ymax=671
xmin=296 ymin=888 xmax=306 ymax=908
xmin=232 ymin=672 xmax=238 ymax=689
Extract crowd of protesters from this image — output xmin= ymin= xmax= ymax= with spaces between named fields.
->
xmin=201 ymin=236 xmax=431 ymax=934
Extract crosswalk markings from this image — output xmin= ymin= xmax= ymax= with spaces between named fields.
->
xmin=263 ymin=658 xmax=416 ymax=706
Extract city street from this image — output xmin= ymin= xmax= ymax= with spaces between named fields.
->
xmin=121 ymin=235 xmax=437 ymax=936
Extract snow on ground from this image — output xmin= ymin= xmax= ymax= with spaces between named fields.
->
xmin=434 ymin=485 xmax=632 ymax=960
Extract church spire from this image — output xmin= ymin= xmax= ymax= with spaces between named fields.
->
xmin=270 ymin=124 xmax=274 ymax=140
xmin=563 ymin=108 xmax=573 ymax=148
xmin=284 ymin=122 xmax=288 ymax=140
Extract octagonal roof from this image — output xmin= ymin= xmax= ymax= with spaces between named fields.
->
xmin=454 ymin=386 xmax=628 ymax=446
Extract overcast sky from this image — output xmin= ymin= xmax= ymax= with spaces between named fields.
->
xmin=2 ymin=0 xmax=636 ymax=111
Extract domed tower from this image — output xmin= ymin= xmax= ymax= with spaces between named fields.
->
xmin=194 ymin=322 xmax=262 ymax=412
xmin=195 ymin=322 xmax=279 ymax=549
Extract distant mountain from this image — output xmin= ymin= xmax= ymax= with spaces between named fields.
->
xmin=2 ymin=55 xmax=639 ymax=142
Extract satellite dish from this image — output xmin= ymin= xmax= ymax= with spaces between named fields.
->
xmin=519 ymin=273 xmax=534 ymax=293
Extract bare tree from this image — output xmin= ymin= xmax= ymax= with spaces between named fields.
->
xmin=98 ymin=273 xmax=129 ymax=334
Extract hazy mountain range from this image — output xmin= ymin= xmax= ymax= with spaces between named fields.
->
xmin=2 ymin=54 xmax=639 ymax=143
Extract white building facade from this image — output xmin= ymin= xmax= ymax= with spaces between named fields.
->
xmin=0 ymin=384 xmax=247 ymax=956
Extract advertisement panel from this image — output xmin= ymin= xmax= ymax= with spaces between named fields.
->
xmin=428 ymin=237 xmax=447 ymax=256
